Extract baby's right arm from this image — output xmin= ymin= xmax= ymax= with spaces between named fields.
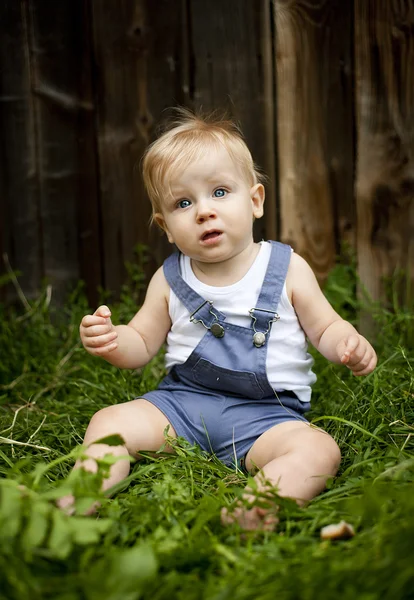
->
xmin=80 ymin=266 xmax=171 ymax=370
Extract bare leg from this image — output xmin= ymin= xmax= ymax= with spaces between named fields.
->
xmin=222 ymin=421 xmax=341 ymax=530
xmin=58 ymin=399 xmax=176 ymax=512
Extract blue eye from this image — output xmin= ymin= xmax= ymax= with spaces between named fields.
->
xmin=177 ymin=199 xmax=191 ymax=209
xmin=213 ymin=188 xmax=226 ymax=198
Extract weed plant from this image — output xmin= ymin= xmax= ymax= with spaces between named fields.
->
xmin=0 ymin=261 xmax=413 ymax=600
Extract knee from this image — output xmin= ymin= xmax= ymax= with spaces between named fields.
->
xmin=88 ymin=404 xmax=125 ymax=435
xmin=322 ymin=436 xmax=341 ymax=475
xmin=310 ymin=433 xmax=341 ymax=476
xmin=300 ymin=433 xmax=341 ymax=477
xmin=331 ymin=438 xmax=342 ymax=468
xmin=81 ymin=405 xmax=130 ymax=463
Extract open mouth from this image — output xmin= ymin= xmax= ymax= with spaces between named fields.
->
xmin=201 ymin=230 xmax=222 ymax=242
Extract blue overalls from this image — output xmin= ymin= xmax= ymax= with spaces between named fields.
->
xmin=142 ymin=241 xmax=310 ymax=470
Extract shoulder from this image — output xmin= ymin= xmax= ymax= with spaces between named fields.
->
xmin=128 ymin=265 xmax=171 ymax=331
xmin=287 ymin=252 xmax=313 ymax=275
xmin=148 ymin=265 xmax=171 ymax=303
xmin=285 ymin=252 xmax=315 ymax=304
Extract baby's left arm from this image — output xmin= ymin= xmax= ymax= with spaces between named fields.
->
xmin=287 ymin=254 xmax=377 ymax=376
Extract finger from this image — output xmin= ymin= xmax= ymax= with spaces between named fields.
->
xmin=346 ymin=344 xmax=368 ymax=367
xmin=82 ymin=323 xmax=114 ymax=337
xmin=350 ymin=345 xmax=376 ymax=373
xmin=84 ymin=331 xmax=118 ymax=348
xmin=94 ymin=305 xmax=111 ymax=318
xmin=81 ymin=314 xmax=109 ymax=328
xmin=340 ymin=335 xmax=360 ymax=363
xmin=352 ymin=354 xmax=377 ymax=376
xmin=348 ymin=346 xmax=372 ymax=373
xmin=337 ymin=339 xmax=349 ymax=363
xmin=92 ymin=342 xmax=119 ymax=356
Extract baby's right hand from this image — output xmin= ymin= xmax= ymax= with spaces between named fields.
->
xmin=80 ymin=305 xmax=118 ymax=356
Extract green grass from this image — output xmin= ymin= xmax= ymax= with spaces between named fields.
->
xmin=0 ymin=265 xmax=413 ymax=600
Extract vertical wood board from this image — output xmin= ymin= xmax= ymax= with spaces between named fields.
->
xmin=92 ymin=0 xmax=154 ymax=293
xmin=0 ymin=0 xmax=42 ymax=301
xmin=139 ymin=0 xmax=190 ymax=269
xmin=320 ymin=0 xmax=356 ymax=252
xmin=74 ymin=1 xmax=102 ymax=308
xmin=188 ymin=0 xmax=277 ymax=242
xmin=27 ymin=0 xmax=99 ymax=303
xmin=274 ymin=0 xmax=338 ymax=281
xmin=355 ymin=0 xmax=414 ymax=307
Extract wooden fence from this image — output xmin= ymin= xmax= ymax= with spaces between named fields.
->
xmin=1 ymin=0 xmax=413 ymax=309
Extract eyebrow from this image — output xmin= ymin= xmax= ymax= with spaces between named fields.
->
xmin=206 ymin=173 xmax=237 ymax=184
xmin=168 ymin=188 xmax=188 ymax=201
xmin=170 ymin=175 xmax=237 ymax=195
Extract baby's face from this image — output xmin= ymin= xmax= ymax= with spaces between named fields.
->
xmin=154 ymin=146 xmax=264 ymax=264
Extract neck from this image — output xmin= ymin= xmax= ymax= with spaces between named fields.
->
xmin=191 ymin=241 xmax=260 ymax=286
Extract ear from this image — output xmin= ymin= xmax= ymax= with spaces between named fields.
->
xmin=154 ymin=213 xmax=174 ymax=244
xmin=250 ymin=184 xmax=265 ymax=219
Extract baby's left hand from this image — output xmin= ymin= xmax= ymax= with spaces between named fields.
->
xmin=337 ymin=334 xmax=377 ymax=376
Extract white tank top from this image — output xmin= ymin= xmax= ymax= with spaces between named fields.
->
xmin=165 ymin=241 xmax=316 ymax=403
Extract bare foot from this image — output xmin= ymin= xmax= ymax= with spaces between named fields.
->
xmin=221 ymin=487 xmax=279 ymax=531
xmin=56 ymin=494 xmax=100 ymax=516
xmin=56 ymin=494 xmax=76 ymax=515
xmin=221 ymin=504 xmax=279 ymax=531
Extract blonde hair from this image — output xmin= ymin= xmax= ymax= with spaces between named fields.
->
xmin=142 ymin=108 xmax=265 ymax=226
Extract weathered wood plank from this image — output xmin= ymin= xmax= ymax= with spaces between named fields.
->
xmin=74 ymin=2 xmax=102 ymax=308
xmin=355 ymin=0 xmax=414 ymax=311
xmin=320 ymin=0 xmax=356 ymax=252
xmin=27 ymin=0 xmax=100 ymax=304
xmin=142 ymin=0 xmax=189 ymax=268
xmin=91 ymin=0 xmax=186 ymax=293
xmin=0 ymin=0 xmax=42 ymax=302
xmin=91 ymin=0 xmax=146 ymax=294
xmin=274 ymin=0 xmax=347 ymax=281
xmin=188 ymin=0 xmax=277 ymax=242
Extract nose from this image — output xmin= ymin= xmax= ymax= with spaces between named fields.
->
xmin=196 ymin=199 xmax=217 ymax=224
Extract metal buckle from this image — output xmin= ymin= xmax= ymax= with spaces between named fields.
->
xmin=189 ymin=300 xmax=213 ymax=324
xmin=189 ymin=300 xmax=225 ymax=338
xmin=249 ymin=307 xmax=279 ymax=347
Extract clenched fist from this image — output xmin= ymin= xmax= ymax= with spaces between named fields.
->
xmin=80 ymin=305 xmax=118 ymax=356
xmin=337 ymin=334 xmax=377 ymax=376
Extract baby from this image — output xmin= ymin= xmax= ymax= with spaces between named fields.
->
xmin=63 ymin=110 xmax=377 ymax=529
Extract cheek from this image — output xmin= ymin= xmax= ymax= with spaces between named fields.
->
xmin=164 ymin=217 xmax=187 ymax=242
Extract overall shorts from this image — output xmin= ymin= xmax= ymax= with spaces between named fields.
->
xmin=142 ymin=241 xmax=310 ymax=470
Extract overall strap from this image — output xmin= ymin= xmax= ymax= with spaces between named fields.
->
xmin=163 ymin=252 xmax=227 ymax=328
xmin=250 ymin=241 xmax=291 ymax=334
